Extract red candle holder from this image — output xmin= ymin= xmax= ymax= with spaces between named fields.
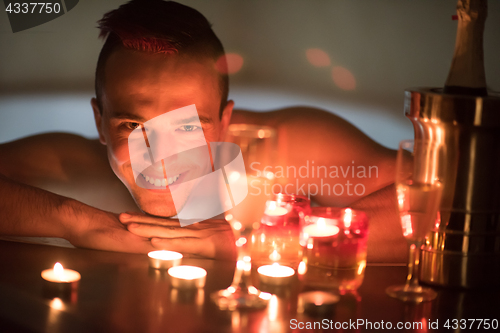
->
xmin=251 ymin=194 xmax=311 ymax=268
xmin=299 ymin=207 xmax=369 ymax=291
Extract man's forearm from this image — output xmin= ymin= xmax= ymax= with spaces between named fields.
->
xmin=0 ymin=173 xmax=76 ymax=239
xmin=350 ymin=183 xmax=407 ymax=263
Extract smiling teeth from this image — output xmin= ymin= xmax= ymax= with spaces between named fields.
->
xmin=141 ymin=174 xmax=180 ymax=187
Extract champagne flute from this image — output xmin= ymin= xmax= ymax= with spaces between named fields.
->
xmin=211 ymin=124 xmax=277 ymax=310
xmin=386 ymin=139 xmax=445 ymax=302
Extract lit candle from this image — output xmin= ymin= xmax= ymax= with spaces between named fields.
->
xmin=261 ymin=200 xmax=289 ymax=228
xmin=148 ymin=250 xmax=183 ymax=269
xmin=300 ymin=208 xmax=369 ymax=291
xmin=41 ymin=263 xmax=80 ymax=298
xmin=168 ymin=265 xmax=207 ymax=289
xmin=41 ymin=263 xmax=81 ymax=283
xmin=257 ymin=262 xmax=295 ymax=285
xmin=264 ymin=201 xmax=288 ymax=216
xmin=302 ymin=218 xmax=340 ymax=238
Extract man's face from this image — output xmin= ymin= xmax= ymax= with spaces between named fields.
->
xmin=92 ymin=48 xmax=233 ymax=217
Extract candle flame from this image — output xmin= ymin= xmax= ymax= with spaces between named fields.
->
xmin=269 ymin=250 xmax=281 ymax=262
xmin=54 ymin=262 xmax=64 ymax=275
xmin=53 ymin=262 xmax=67 ymax=282
xmin=344 ymin=208 xmax=352 ymax=228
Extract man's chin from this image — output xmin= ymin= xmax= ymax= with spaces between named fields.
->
xmin=131 ymin=188 xmax=192 ymax=218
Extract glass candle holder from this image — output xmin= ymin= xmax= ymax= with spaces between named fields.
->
xmin=251 ymin=193 xmax=311 ymax=268
xmin=298 ymin=207 xmax=369 ymax=291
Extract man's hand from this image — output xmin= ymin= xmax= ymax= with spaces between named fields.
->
xmin=119 ymin=213 xmax=236 ymax=261
xmin=65 ymin=206 xmax=156 ymax=254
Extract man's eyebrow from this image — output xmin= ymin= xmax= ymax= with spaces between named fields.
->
xmin=171 ymin=115 xmax=213 ymax=125
xmin=109 ymin=112 xmax=147 ymax=122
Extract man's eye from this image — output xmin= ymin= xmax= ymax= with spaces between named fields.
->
xmin=125 ymin=122 xmax=141 ymax=130
xmin=177 ymin=125 xmax=200 ymax=132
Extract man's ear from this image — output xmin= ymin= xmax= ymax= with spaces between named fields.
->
xmin=218 ymin=100 xmax=234 ymax=141
xmin=91 ymin=98 xmax=107 ymax=145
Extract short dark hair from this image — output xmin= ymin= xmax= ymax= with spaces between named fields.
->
xmin=95 ymin=0 xmax=228 ymax=118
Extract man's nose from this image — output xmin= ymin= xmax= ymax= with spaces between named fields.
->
xmin=148 ymin=130 xmax=178 ymax=163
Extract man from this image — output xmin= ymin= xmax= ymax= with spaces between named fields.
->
xmin=0 ymin=0 xmax=405 ymax=262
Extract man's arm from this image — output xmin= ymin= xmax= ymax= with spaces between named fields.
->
xmin=0 ymin=133 xmax=154 ymax=253
xmin=350 ymin=184 xmax=407 ymax=263
xmin=231 ymin=107 xmax=397 ymax=206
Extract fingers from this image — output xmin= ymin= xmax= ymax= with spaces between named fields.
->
xmin=151 ymin=237 xmax=216 ymax=259
xmin=72 ymin=229 xmax=156 ymax=254
xmin=127 ymin=223 xmax=204 ymax=238
xmin=119 ymin=212 xmax=180 ymax=226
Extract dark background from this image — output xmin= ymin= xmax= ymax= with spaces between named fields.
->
xmin=1 ymin=0 xmax=499 ymax=148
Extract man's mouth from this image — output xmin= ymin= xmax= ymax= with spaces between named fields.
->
xmin=140 ymin=173 xmax=181 ymax=187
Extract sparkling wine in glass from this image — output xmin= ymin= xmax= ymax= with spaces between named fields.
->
xmin=211 ymin=124 xmax=277 ymax=310
xmin=386 ymin=139 xmax=444 ymax=302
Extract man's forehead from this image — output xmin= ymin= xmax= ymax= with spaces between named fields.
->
xmin=102 ymin=48 xmax=221 ymax=119
xmin=104 ymin=48 xmax=219 ymax=88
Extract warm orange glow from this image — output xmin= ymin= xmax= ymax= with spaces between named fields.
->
xmin=248 ymin=286 xmax=258 ymax=295
xmin=50 ymin=298 xmax=64 ymax=310
xmin=332 ymin=66 xmax=356 ymax=91
xmin=297 ymin=261 xmax=307 ymax=275
xmin=259 ymin=292 xmax=272 ymax=300
xmin=357 ymin=260 xmax=366 ymax=275
xmin=215 ymin=53 xmax=244 ymax=74
xmin=232 ymin=221 xmax=242 ymax=231
xmin=268 ymin=295 xmax=279 ymax=321
xmin=401 ymin=214 xmax=413 ymax=237
xmin=235 ymin=236 xmax=247 ymax=247
xmin=306 ymin=48 xmax=331 ymax=67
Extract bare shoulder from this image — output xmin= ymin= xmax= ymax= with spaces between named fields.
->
xmin=0 ymin=132 xmax=109 ymax=186
xmin=0 ymin=133 xmax=138 ymax=212
xmin=232 ymin=106 xmax=395 ymax=167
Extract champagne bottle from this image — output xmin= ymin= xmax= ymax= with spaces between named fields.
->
xmin=444 ymin=0 xmax=488 ymax=96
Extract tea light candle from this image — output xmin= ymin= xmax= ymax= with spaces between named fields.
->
xmin=168 ymin=265 xmax=207 ymax=289
xmin=257 ymin=263 xmax=295 ymax=285
xmin=302 ymin=218 xmax=339 ymax=238
xmin=262 ymin=201 xmax=289 ymax=227
xmin=148 ymin=250 xmax=183 ymax=269
xmin=264 ymin=204 xmax=288 ymax=216
xmin=41 ymin=263 xmax=80 ymax=297
xmin=298 ymin=291 xmax=339 ymax=316
xmin=41 ymin=263 xmax=81 ymax=283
